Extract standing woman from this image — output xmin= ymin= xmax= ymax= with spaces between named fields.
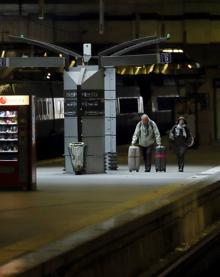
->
xmin=169 ymin=116 xmax=194 ymax=172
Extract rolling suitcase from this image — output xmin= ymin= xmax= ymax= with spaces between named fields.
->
xmin=128 ymin=146 xmax=140 ymax=172
xmin=155 ymin=145 xmax=166 ymax=172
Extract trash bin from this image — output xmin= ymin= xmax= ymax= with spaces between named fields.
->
xmin=68 ymin=142 xmax=85 ymax=174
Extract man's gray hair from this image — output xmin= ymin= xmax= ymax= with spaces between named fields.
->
xmin=141 ymin=114 xmax=149 ymax=120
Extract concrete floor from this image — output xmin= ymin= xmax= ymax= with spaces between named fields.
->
xmin=0 ymin=144 xmax=220 ymax=267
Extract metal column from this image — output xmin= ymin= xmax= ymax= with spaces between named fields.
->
xmin=64 ymin=66 xmax=105 ymax=174
xmin=104 ymin=67 xmax=117 ymax=170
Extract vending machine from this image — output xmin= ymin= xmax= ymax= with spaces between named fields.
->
xmin=0 ymin=95 xmax=36 ymax=190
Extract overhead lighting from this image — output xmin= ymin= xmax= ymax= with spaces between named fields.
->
xmin=46 ymin=72 xmax=51 ymax=79
xmin=162 ymin=48 xmax=183 ymax=53
xmin=148 ymin=64 xmax=155 ymax=73
xmin=69 ymin=60 xmax=76 ymax=67
xmin=1 ymin=50 xmax=5 ymax=58
xmin=187 ymin=64 xmax=192 ymax=69
xmin=173 ymin=49 xmax=183 ymax=53
xmin=134 ymin=66 xmax=141 ymax=75
xmin=161 ymin=64 xmax=168 ymax=74
xmin=163 ymin=49 xmax=172 ymax=53
xmin=120 ymin=67 xmax=126 ymax=75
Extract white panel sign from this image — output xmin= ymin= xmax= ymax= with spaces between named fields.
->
xmin=0 ymin=95 xmax=29 ymax=106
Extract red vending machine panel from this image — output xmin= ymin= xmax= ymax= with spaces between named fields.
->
xmin=0 ymin=95 xmax=36 ymax=190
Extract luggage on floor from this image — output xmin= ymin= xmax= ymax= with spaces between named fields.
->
xmin=155 ymin=145 xmax=166 ymax=172
xmin=128 ymin=145 xmax=140 ymax=172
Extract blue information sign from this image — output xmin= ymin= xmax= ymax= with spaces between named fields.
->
xmin=160 ymin=53 xmax=172 ymax=64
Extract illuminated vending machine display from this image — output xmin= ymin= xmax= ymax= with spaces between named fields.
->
xmin=0 ymin=95 xmax=36 ymax=190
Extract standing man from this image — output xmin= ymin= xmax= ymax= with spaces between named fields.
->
xmin=131 ymin=114 xmax=161 ymax=172
xmin=169 ymin=116 xmax=194 ymax=172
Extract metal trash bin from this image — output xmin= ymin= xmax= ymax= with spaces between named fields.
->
xmin=68 ymin=142 xmax=85 ymax=174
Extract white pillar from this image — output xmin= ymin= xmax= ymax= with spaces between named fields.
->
xmin=104 ymin=67 xmax=117 ymax=169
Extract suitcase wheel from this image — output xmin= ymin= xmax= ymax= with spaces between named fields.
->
xmin=136 ymin=169 xmax=139 ymax=172
xmin=75 ymin=171 xmax=82 ymax=175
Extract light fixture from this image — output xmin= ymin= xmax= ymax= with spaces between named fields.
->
xmin=148 ymin=64 xmax=155 ymax=73
xmin=134 ymin=66 xmax=141 ymax=75
xmin=120 ymin=67 xmax=126 ymax=75
xmin=162 ymin=48 xmax=183 ymax=53
xmin=161 ymin=64 xmax=168 ymax=74
xmin=69 ymin=60 xmax=76 ymax=67
xmin=46 ymin=72 xmax=51 ymax=79
xmin=1 ymin=50 xmax=5 ymax=58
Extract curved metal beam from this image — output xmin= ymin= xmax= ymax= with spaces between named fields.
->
xmin=98 ymin=35 xmax=157 ymax=56
xmin=8 ymin=35 xmax=82 ymax=58
xmin=111 ymin=35 xmax=170 ymax=56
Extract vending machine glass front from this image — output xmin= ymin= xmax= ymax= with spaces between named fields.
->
xmin=0 ymin=107 xmax=19 ymax=186
xmin=0 ymin=95 xmax=36 ymax=190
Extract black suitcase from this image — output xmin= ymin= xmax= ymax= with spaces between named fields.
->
xmin=155 ymin=146 xmax=166 ymax=172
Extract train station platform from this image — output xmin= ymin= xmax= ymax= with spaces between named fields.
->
xmin=0 ymin=144 xmax=220 ymax=276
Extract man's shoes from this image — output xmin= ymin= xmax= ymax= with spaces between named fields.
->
xmin=145 ymin=168 xmax=151 ymax=172
xmin=179 ymin=168 xmax=184 ymax=172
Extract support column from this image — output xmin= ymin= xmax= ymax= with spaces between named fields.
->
xmin=104 ymin=67 xmax=117 ymax=170
xmin=64 ymin=66 xmax=105 ymax=174
xmin=63 ymin=70 xmax=78 ymax=174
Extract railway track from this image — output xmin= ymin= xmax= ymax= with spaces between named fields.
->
xmin=140 ymin=220 xmax=220 ymax=276
xmin=157 ymin=223 xmax=220 ymax=276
